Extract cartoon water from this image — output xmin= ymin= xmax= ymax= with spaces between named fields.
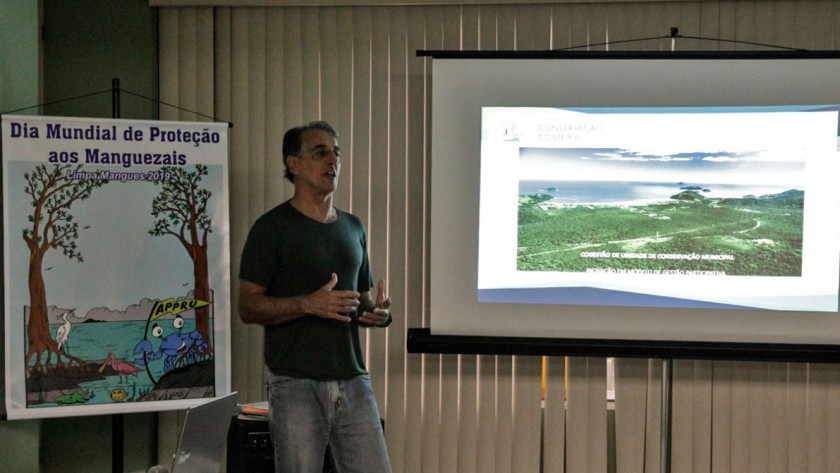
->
xmin=25 ymin=317 xmax=214 ymax=406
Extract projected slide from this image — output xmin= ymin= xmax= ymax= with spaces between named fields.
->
xmin=478 ymin=106 xmax=840 ymax=312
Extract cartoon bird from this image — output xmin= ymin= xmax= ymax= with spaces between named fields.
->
xmin=99 ymin=352 xmax=140 ymax=383
xmin=55 ymin=309 xmax=75 ymax=353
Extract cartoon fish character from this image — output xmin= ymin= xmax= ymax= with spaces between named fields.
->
xmin=110 ymin=388 xmax=128 ymax=402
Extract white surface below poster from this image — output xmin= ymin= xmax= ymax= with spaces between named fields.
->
xmin=3 ymin=115 xmax=231 ymax=419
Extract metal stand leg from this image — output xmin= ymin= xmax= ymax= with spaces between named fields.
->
xmin=112 ymin=413 xmax=124 ymax=473
xmin=660 ymin=359 xmax=673 ymax=473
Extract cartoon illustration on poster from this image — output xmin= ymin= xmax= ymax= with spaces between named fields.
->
xmin=3 ymin=115 xmax=231 ymax=419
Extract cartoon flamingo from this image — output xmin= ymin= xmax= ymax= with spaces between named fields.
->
xmin=98 ymin=352 xmax=140 ymax=383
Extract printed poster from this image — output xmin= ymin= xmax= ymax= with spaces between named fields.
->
xmin=3 ymin=115 xmax=231 ymax=419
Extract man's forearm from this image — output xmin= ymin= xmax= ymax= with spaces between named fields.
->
xmin=238 ymin=292 xmax=309 ymax=326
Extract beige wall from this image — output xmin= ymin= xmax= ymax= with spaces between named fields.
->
xmin=158 ymin=2 xmax=840 ymax=473
xmin=6 ymin=1 xmax=840 ymax=472
xmin=1 ymin=3 xmax=42 ymax=471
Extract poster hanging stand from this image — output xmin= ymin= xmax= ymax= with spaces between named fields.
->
xmin=2 ymin=78 xmax=230 ymax=473
xmin=111 ymin=77 xmax=124 ymax=473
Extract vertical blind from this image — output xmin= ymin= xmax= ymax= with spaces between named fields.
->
xmin=158 ymin=2 xmax=840 ymax=472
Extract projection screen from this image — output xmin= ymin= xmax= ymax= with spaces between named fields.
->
xmin=422 ymin=51 xmax=840 ymax=360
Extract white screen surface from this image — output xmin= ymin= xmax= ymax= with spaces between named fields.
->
xmin=430 ymin=55 xmax=840 ymax=345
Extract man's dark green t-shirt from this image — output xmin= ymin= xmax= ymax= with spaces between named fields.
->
xmin=239 ymin=201 xmax=373 ymax=380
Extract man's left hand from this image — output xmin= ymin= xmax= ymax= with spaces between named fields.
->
xmin=359 ymin=278 xmax=392 ymax=327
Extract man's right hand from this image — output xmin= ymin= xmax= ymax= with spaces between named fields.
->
xmin=305 ymin=273 xmax=359 ymax=322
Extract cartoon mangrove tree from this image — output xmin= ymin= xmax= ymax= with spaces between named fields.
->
xmin=22 ymin=163 xmax=108 ymax=373
xmin=149 ymin=164 xmax=214 ymax=350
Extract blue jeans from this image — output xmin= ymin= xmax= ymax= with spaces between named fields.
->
xmin=267 ymin=372 xmax=392 ymax=473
